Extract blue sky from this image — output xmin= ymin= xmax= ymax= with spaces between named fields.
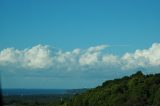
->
xmin=0 ymin=0 xmax=160 ymax=89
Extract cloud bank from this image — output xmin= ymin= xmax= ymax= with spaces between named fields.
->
xmin=0 ymin=43 xmax=160 ymax=74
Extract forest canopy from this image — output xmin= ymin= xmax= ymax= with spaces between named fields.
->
xmin=67 ymin=71 xmax=160 ymax=106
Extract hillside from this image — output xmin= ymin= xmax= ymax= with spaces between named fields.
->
xmin=67 ymin=71 xmax=160 ymax=106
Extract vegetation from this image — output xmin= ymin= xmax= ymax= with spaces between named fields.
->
xmin=2 ymin=89 xmax=87 ymax=106
xmin=3 ymin=94 xmax=71 ymax=106
xmin=3 ymin=71 xmax=160 ymax=106
xmin=67 ymin=71 xmax=160 ymax=106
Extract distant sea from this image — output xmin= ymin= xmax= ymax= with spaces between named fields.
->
xmin=2 ymin=89 xmax=87 ymax=96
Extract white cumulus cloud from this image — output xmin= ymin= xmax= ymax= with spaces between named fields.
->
xmin=0 ymin=43 xmax=160 ymax=74
xmin=0 ymin=45 xmax=53 ymax=69
xmin=79 ymin=45 xmax=107 ymax=66
xmin=121 ymin=43 xmax=160 ymax=70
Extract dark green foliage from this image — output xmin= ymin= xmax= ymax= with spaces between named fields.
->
xmin=3 ymin=89 xmax=87 ymax=106
xmin=3 ymin=71 xmax=160 ymax=106
xmin=3 ymin=94 xmax=71 ymax=106
xmin=68 ymin=71 xmax=160 ymax=106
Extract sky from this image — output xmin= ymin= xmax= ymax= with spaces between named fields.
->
xmin=0 ymin=0 xmax=160 ymax=89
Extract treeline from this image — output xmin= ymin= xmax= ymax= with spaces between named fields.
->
xmin=67 ymin=71 xmax=160 ymax=106
xmin=3 ymin=94 xmax=70 ymax=106
xmin=3 ymin=71 xmax=160 ymax=106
